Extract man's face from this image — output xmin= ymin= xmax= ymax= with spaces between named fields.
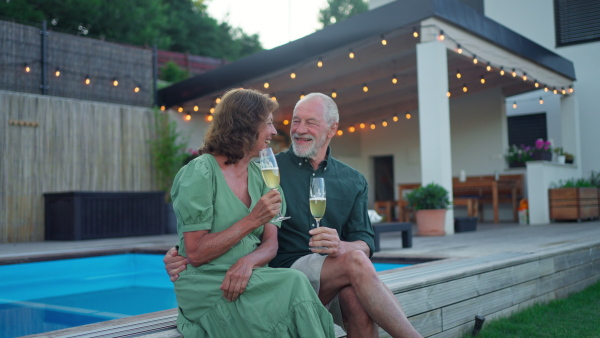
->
xmin=290 ymin=99 xmax=335 ymax=159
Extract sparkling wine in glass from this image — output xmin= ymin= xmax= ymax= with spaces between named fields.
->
xmin=309 ymin=177 xmax=327 ymax=250
xmin=259 ymin=147 xmax=290 ymax=221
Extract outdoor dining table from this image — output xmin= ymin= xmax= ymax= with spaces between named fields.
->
xmin=452 ymin=179 xmax=518 ymax=224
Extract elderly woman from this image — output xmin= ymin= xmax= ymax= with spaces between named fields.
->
xmin=171 ymin=88 xmax=334 ymax=337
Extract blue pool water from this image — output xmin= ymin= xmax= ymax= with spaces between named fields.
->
xmin=0 ymin=254 xmax=408 ymax=337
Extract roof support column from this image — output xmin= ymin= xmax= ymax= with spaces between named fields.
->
xmin=560 ymin=94 xmax=582 ymax=176
xmin=417 ymin=40 xmax=454 ymax=235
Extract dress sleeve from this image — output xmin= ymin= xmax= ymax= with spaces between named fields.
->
xmin=171 ymin=158 xmax=214 ymax=233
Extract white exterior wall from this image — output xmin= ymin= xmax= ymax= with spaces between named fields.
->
xmin=485 ymin=0 xmax=600 ymax=176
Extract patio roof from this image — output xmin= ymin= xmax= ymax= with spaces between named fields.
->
xmin=157 ymin=0 xmax=575 ymax=128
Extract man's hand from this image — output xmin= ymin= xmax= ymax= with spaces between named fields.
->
xmin=309 ymin=227 xmax=345 ymax=257
xmin=221 ymin=258 xmax=253 ymax=301
xmin=164 ymin=247 xmax=188 ymax=282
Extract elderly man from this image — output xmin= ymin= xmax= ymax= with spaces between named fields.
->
xmin=165 ymin=93 xmax=421 ymax=338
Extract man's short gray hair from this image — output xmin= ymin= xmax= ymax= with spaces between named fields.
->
xmin=294 ymin=93 xmax=339 ymax=126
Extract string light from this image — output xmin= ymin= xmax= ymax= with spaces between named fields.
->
xmin=544 ymin=85 xmax=549 ymax=92
xmin=456 ymin=70 xmax=462 ymax=79
xmin=472 ymin=55 xmax=478 ymax=64
xmin=534 ymin=80 xmax=539 ymax=88
xmin=522 ymin=72 xmax=527 ymax=81
xmin=25 ymin=63 xmax=30 ymax=73
xmin=112 ymin=78 xmax=119 ymax=87
xmin=392 ymin=75 xmax=398 ymax=84
xmin=561 ymin=87 xmax=566 ymax=95
xmin=193 ymin=105 xmax=199 ymax=111
xmin=447 ymin=91 xmax=451 ymax=97
xmin=300 ymin=93 xmax=305 ymax=99
xmin=480 ymin=76 xmax=486 ymax=84
xmin=337 ymin=130 xmax=343 ymax=136
xmin=486 ymin=62 xmax=492 ymax=71
xmin=539 ymin=97 xmax=544 ymax=104
xmin=160 ymin=106 xmax=166 ymax=111
xmin=134 ymin=85 xmax=140 ymax=93
xmin=380 ymin=35 xmax=387 ymax=45
xmin=178 ymin=106 xmax=184 ymax=113
xmin=462 ymin=84 xmax=468 ymax=92
xmin=412 ymin=27 xmax=419 ymax=38
xmin=405 ymin=112 xmax=412 ymax=119
xmin=553 ymin=87 xmax=558 ymax=94
xmin=84 ymin=75 xmax=91 ymax=85
xmin=438 ymin=30 xmax=445 ymax=41
xmin=393 ymin=114 xmax=399 ymax=122
xmin=210 ymin=107 xmax=215 ymax=114
xmin=349 ymin=126 xmax=356 ymax=132
xmin=271 ymin=95 xmax=277 ymax=101
xmin=456 ymin=44 xmax=463 ymax=54
xmin=55 ymin=67 xmax=60 ymax=77
xmin=569 ymin=86 xmax=574 ymax=93
xmin=512 ymin=101 xmax=517 ymax=109
xmin=317 ymin=58 xmax=323 ymax=68
xmin=185 ymin=113 xmax=191 ymax=121
xmin=331 ymin=90 xmax=337 ymax=98
xmin=511 ymin=68 xmax=517 ymax=77
xmin=215 ymin=97 xmax=221 ymax=104
xmin=382 ymin=120 xmax=388 ymax=127
xmin=349 ymin=49 xmax=355 ymax=59
xmin=290 ymin=72 xmax=296 ymax=79
xmin=359 ymin=122 xmax=366 ymax=129
xmin=263 ymin=81 xmax=269 ymax=89
xmin=283 ymin=119 xmax=289 ymax=125
xmin=206 ymin=114 xmax=213 ymax=122
xmin=362 ymin=84 xmax=369 ymax=92
xmin=370 ymin=122 xmax=376 ymax=130
xmin=500 ymin=67 xmax=505 ymax=76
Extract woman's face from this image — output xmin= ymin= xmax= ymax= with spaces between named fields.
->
xmin=252 ymin=112 xmax=277 ymax=156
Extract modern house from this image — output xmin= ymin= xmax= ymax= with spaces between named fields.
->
xmin=158 ymin=0 xmax=598 ymax=232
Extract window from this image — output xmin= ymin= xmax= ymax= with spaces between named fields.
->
xmin=507 ymin=113 xmax=547 ymax=147
xmin=555 ymin=0 xmax=600 ymax=46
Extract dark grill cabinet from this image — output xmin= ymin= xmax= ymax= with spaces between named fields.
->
xmin=44 ymin=191 xmax=166 ymax=240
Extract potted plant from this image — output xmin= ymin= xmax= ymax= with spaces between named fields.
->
xmin=553 ymin=147 xmax=566 ymax=164
xmin=506 ymin=139 xmax=553 ymax=168
xmin=406 ymin=182 xmax=450 ymax=236
xmin=532 ymin=138 xmax=553 ymax=161
xmin=149 ymin=108 xmax=189 ymax=233
xmin=564 ymin=152 xmax=575 ymax=164
xmin=548 ymin=171 xmax=599 ymax=222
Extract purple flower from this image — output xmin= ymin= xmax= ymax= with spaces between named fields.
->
xmin=535 ymin=138 xmax=544 ymax=150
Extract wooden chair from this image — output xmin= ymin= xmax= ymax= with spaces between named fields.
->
xmin=453 ymin=197 xmax=479 ymax=218
xmin=374 ymin=200 xmax=395 ymax=222
xmin=397 ymin=183 xmax=421 ymax=222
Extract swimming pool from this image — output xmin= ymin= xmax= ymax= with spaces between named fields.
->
xmin=0 ymin=254 xmax=409 ymax=337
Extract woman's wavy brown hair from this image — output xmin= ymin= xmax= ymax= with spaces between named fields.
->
xmin=200 ymin=88 xmax=278 ymax=164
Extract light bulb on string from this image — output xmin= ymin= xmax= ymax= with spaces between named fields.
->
xmin=337 ymin=130 xmax=343 ymax=136
xmin=300 ymin=93 xmax=305 ymax=99
xmin=84 ymin=75 xmax=91 ymax=85
xmin=370 ymin=122 xmax=376 ymax=130
xmin=412 ymin=27 xmax=419 ymax=38
xmin=544 ymin=85 xmax=549 ymax=92
xmin=349 ymin=126 xmax=356 ymax=133
xmin=534 ymin=80 xmax=539 ymax=88
xmin=456 ymin=44 xmax=463 ymax=54
xmin=472 ymin=55 xmax=478 ymax=64
xmin=112 ymin=78 xmax=119 ymax=87
xmin=185 ymin=113 xmax=191 ymax=121
xmin=349 ymin=49 xmax=355 ymax=59
xmin=206 ymin=114 xmax=213 ymax=122
xmin=437 ymin=30 xmax=445 ymax=41
xmin=178 ymin=106 xmax=184 ymax=113
xmin=317 ymin=58 xmax=323 ymax=68
xmin=456 ymin=69 xmax=462 ymax=79
xmin=405 ymin=112 xmax=412 ymax=119
xmin=362 ymin=84 xmax=369 ymax=93
xmin=512 ymin=101 xmax=517 ymax=109
xmin=499 ymin=67 xmax=505 ymax=76
xmin=480 ymin=76 xmax=485 ymax=84
xmin=271 ymin=95 xmax=277 ymax=102
xmin=446 ymin=91 xmax=451 ymax=97
xmin=382 ymin=120 xmax=388 ymax=127
xmin=392 ymin=75 xmax=398 ymax=84
xmin=215 ymin=97 xmax=221 ymax=104
xmin=561 ymin=87 xmax=566 ymax=95
xmin=522 ymin=72 xmax=527 ymax=81
xmin=381 ymin=35 xmax=387 ymax=45
xmin=160 ymin=106 xmax=166 ymax=111
xmin=25 ymin=63 xmax=31 ymax=73
xmin=290 ymin=72 xmax=296 ymax=79
xmin=283 ymin=119 xmax=289 ymax=125
xmin=553 ymin=87 xmax=558 ymax=94
xmin=569 ymin=86 xmax=574 ymax=93
xmin=392 ymin=114 xmax=399 ymax=122
xmin=359 ymin=122 xmax=366 ymax=129
xmin=331 ymin=90 xmax=337 ymax=98
xmin=263 ymin=81 xmax=269 ymax=89
xmin=539 ymin=97 xmax=544 ymax=104
xmin=486 ymin=62 xmax=492 ymax=71
xmin=55 ymin=67 xmax=60 ymax=77
xmin=511 ymin=68 xmax=517 ymax=77
xmin=462 ymin=84 xmax=468 ymax=93
xmin=134 ymin=85 xmax=140 ymax=93
xmin=193 ymin=105 xmax=199 ymax=112
xmin=210 ymin=107 xmax=215 ymax=114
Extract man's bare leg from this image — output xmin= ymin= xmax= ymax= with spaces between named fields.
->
xmin=338 ymin=285 xmax=378 ymax=338
xmin=319 ymin=250 xmax=422 ymax=338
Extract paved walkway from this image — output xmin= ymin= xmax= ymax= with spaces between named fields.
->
xmin=1 ymin=220 xmax=599 ymax=264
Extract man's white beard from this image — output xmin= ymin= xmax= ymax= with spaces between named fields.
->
xmin=292 ymin=135 xmax=318 ymax=159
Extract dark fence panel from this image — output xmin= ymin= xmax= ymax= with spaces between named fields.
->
xmin=0 ymin=20 xmax=153 ymax=107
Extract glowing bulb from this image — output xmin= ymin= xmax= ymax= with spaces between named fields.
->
xmin=534 ymin=80 xmax=539 ymax=88
xmin=283 ymin=119 xmax=289 ymax=125
xmin=392 ymin=115 xmax=399 ymax=122
xmin=500 ymin=67 xmax=505 ymax=76
xmin=215 ymin=97 xmax=221 ymax=104
xmin=337 ymin=130 xmax=343 ymax=136
xmin=561 ymin=88 xmax=566 ymax=95
xmin=392 ymin=76 xmax=398 ymax=84
xmin=290 ymin=72 xmax=296 ymax=79
xmin=539 ymin=97 xmax=544 ymax=104
xmin=134 ymin=86 xmax=140 ymax=93
xmin=382 ymin=120 xmax=388 ymax=127
xmin=193 ymin=105 xmax=199 ymax=111
xmin=480 ymin=76 xmax=486 ymax=84
xmin=271 ymin=96 xmax=277 ymax=101
xmin=331 ymin=90 xmax=337 ymax=98
xmin=178 ymin=107 xmax=183 ymax=113
xmin=160 ymin=106 xmax=166 ymax=111
xmin=206 ymin=115 xmax=213 ymax=122
xmin=113 ymin=79 xmax=119 ymax=87
xmin=522 ymin=73 xmax=528 ymax=81
xmin=300 ymin=94 xmax=305 ymax=99
xmin=553 ymin=88 xmax=558 ymax=94
xmin=264 ymin=82 xmax=269 ymax=89
xmin=25 ymin=64 xmax=31 ymax=72
xmin=370 ymin=123 xmax=376 ymax=130
xmin=210 ymin=107 xmax=215 ymax=114
xmin=473 ymin=56 xmax=478 ymax=64
xmin=317 ymin=59 xmax=323 ymax=68
xmin=569 ymin=86 xmax=574 ymax=93
xmin=85 ymin=76 xmax=91 ymax=85
xmin=447 ymin=91 xmax=451 ymax=97
xmin=349 ymin=51 xmax=355 ymax=59
xmin=405 ymin=113 xmax=411 ymax=119
xmin=363 ymin=84 xmax=368 ymax=92
xmin=457 ymin=44 xmax=463 ymax=54
xmin=463 ymin=84 xmax=468 ymax=93
xmin=412 ymin=27 xmax=419 ymax=38
xmin=185 ymin=114 xmax=191 ymax=121
xmin=55 ymin=68 xmax=60 ymax=77
xmin=381 ymin=35 xmax=387 ymax=45
xmin=544 ymin=86 xmax=549 ymax=92
xmin=359 ymin=123 xmax=366 ymax=129
xmin=512 ymin=102 xmax=517 ymax=109
xmin=511 ymin=69 xmax=517 ymax=77
xmin=486 ymin=62 xmax=492 ymax=71
xmin=456 ymin=70 xmax=462 ymax=79
xmin=349 ymin=126 xmax=356 ymax=133
xmin=438 ymin=30 xmax=445 ymax=41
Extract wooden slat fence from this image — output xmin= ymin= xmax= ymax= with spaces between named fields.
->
xmin=0 ymin=91 xmax=164 ymax=242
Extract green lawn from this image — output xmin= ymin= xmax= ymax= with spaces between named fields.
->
xmin=463 ymin=281 xmax=600 ymax=337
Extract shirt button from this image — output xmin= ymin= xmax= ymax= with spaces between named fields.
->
xmin=298 ymin=162 xmax=302 ymax=165
xmin=312 ymin=173 xmax=315 ymax=176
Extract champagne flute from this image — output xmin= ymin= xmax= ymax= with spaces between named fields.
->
xmin=309 ymin=177 xmax=327 ymax=250
xmin=259 ymin=147 xmax=290 ymax=221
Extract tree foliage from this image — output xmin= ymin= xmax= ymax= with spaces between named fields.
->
xmin=318 ymin=0 xmax=368 ymax=28
xmin=0 ymin=0 xmax=262 ymax=61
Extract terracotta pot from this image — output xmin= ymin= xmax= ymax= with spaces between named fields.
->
xmin=415 ymin=209 xmax=447 ymax=236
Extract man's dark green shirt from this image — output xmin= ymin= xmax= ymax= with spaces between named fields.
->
xmin=269 ymin=146 xmax=375 ymax=268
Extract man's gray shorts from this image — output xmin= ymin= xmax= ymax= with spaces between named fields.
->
xmin=290 ymin=253 xmax=345 ymax=331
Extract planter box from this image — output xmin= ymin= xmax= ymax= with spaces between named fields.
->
xmin=454 ymin=217 xmax=478 ymax=232
xmin=549 ymin=188 xmax=599 ymax=221
xmin=44 ymin=191 xmax=166 ymax=240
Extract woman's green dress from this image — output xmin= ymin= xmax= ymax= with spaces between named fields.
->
xmin=171 ymin=154 xmax=334 ymax=337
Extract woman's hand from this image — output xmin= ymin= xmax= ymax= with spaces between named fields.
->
xmin=221 ymin=258 xmax=253 ymax=301
xmin=247 ymin=189 xmax=281 ymax=227
xmin=164 ymin=246 xmax=188 ymax=282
